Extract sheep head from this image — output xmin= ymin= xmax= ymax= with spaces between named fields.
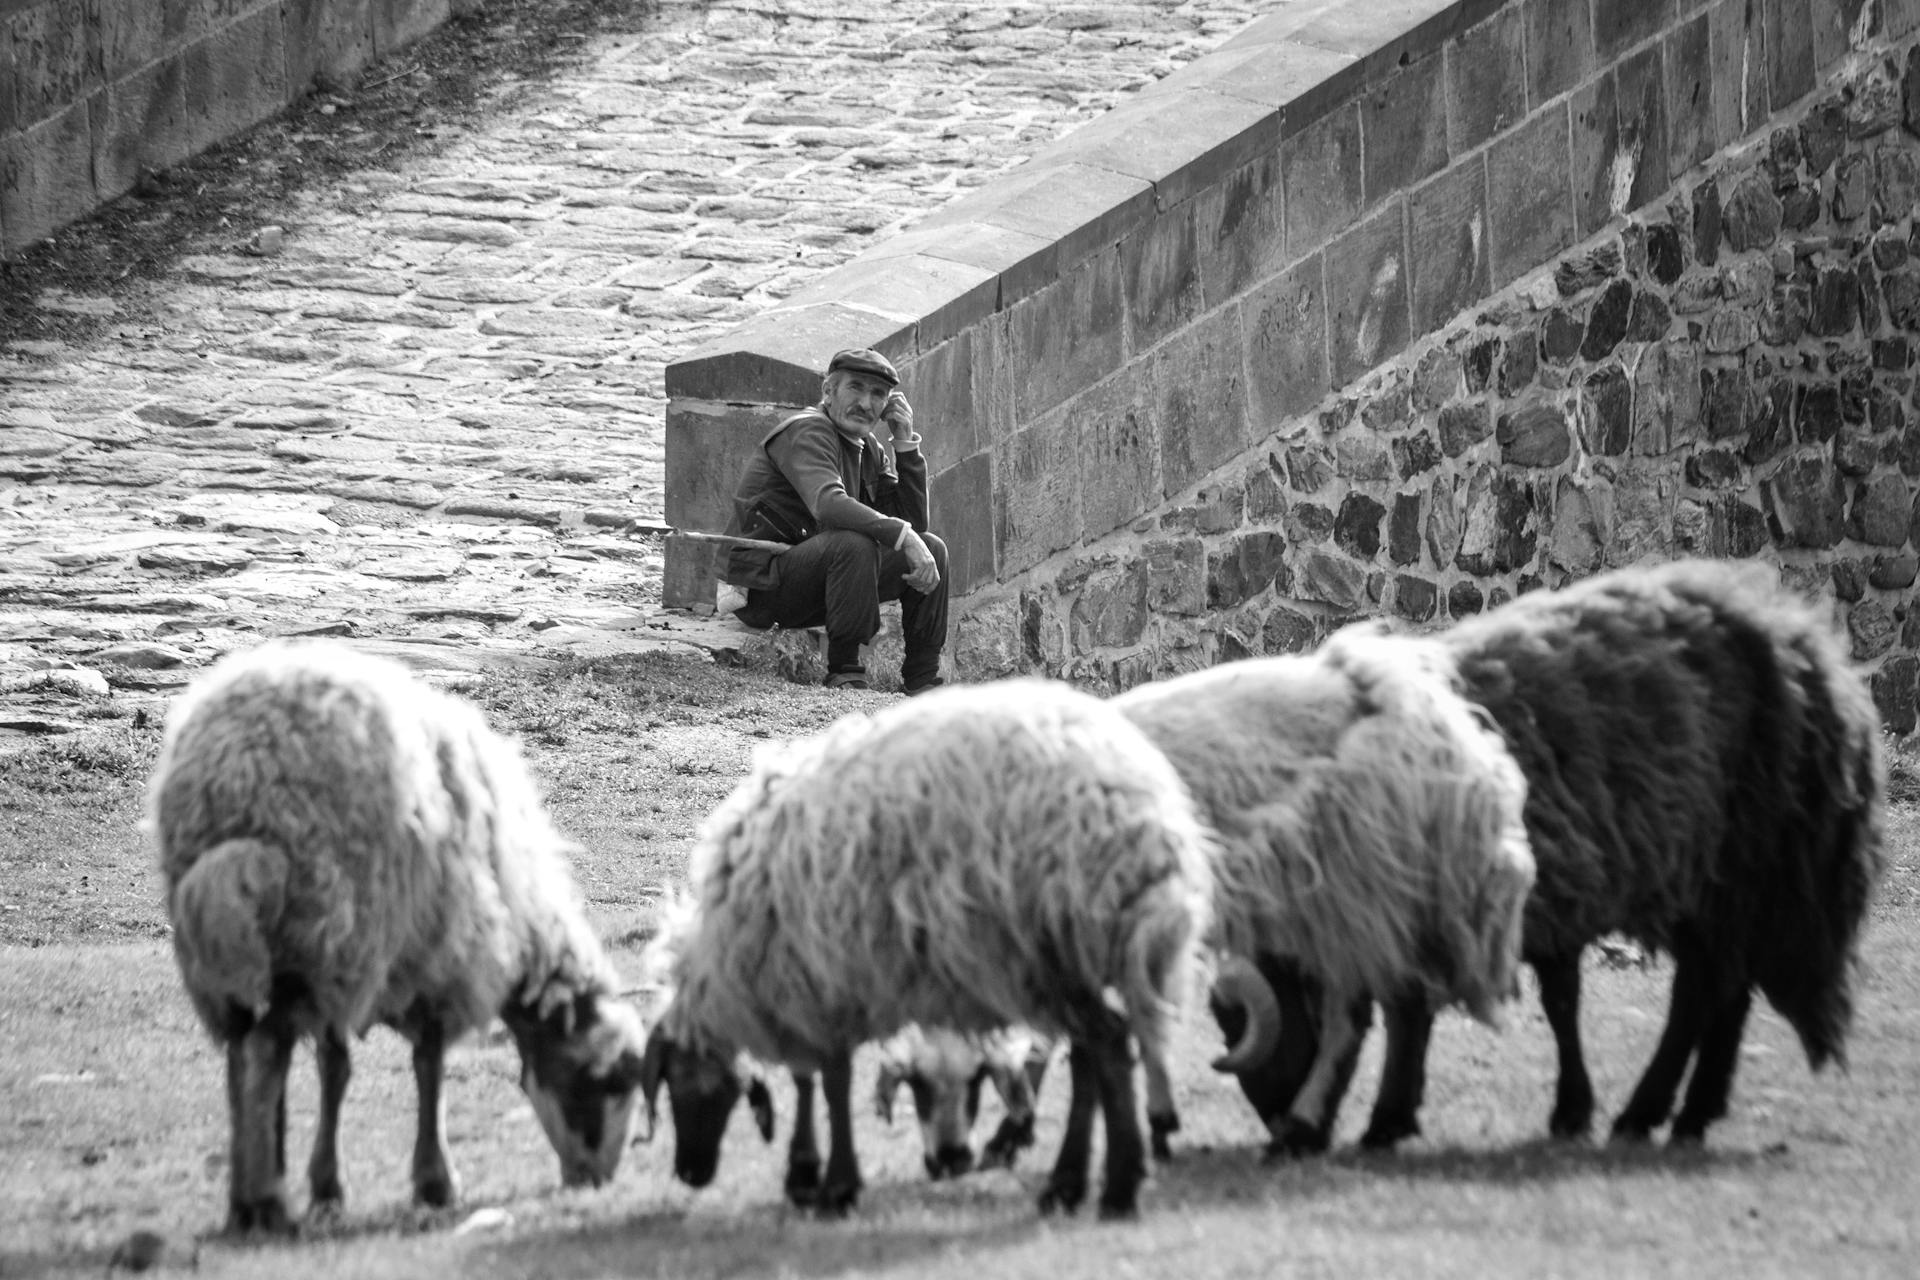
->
xmin=636 ymin=1023 xmax=775 ymax=1188
xmin=501 ymin=990 xmax=649 ymax=1189
xmin=874 ymin=1026 xmax=1049 ymax=1180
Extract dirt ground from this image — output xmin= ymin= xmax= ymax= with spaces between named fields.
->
xmin=0 ymin=0 xmax=659 ymax=347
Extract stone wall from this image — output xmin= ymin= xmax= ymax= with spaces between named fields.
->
xmin=662 ymin=0 xmax=1920 ymax=730
xmin=1 ymin=0 xmax=460 ymax=259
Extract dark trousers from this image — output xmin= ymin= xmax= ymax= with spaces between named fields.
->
xmin=737 ymin=529 xmax=949 ymax=685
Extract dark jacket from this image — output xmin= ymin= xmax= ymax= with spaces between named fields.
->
xmin=721 ymin=408 xmax=930 ymax=589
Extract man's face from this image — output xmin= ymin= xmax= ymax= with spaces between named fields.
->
xmin=823 ymin=371 xmax=895 ymax=437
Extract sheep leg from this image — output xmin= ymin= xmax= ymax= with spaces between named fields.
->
xmin=784 ymin=1071 xmax=824 ymax=1206
xmin=1536 ymin=955 xmax=1595 ymax=1138
xmin=1141 ymin=1041 xmax=1179 ymax=1161
xmin=224 ymin=1015 xmax=298 ymax=1234
xmin=307 ymin=1025 xmax=352 ymax=1213
xmin=1266 ymin=986 xmax=1363 ymax=1159
xmin=1362 ymin=993 xmax=1431 ymax=1149
xmin=409 ymin=1021 xmax=460 ymax=1208
xmin=1612 ymin=950 xmax=1710 ymax=1142
xmin=1091 ymin=1030 xmax=1148 ymax=1219
xmin=1669 ymin=986 xmax=1754 ymax=1145
xmin=814 ymin=1052 xmax=862 ymax=1217
xmin=1037 ymin=1041 xmax=1100 ymax=1214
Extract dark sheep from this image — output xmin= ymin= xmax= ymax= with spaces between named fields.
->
xmin=1221 ymin=559 xmax=1887 ymax=1150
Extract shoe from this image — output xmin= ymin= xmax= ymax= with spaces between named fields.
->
xmin=902 ymin=676 xmax=946 ymax=697
xmin=824 ymin=669 xmax=870 ymax=690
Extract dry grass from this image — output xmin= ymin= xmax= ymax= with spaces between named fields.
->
xmin=2 ymin=651 xmax=1918 ymax=1279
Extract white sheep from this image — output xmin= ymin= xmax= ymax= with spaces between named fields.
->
xmin=638 ymin=678 xmax=1215 ymax=1218
xmin=872 ymin=1024 xmax=1058 ymax=1178
xmin=148 ymin=640 xmax=649 ymax=1233
xmin=1114 ymin=624 xmax=1539 ymax=1156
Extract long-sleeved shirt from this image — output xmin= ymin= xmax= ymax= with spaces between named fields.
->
xmin=720 ymin=407 xmax=929 ymax=588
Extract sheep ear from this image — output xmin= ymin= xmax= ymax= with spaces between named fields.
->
xmin=745 ymin=1075 xmax=775 ymax=1142
xmin=873 ymin=1057 xmax=906 ymax=1124
xmin=536 ymin=983 xmax=575 ymax=1035
xmin=636 ymin=1028 xmax=671 ymax=1140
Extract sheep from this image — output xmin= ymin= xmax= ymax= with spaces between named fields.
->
xmin=1217 ymin=559 xmax=1888 ymax=1150
xmin=1112 ymin=624 xmax=1540 ymax=1157
xmin=637 ymin=678 xmax=1217 ymax=1218
xmin=148 ymin=640 xmax=650 ymax=1233
xmin=872 ymin=1025 xmax=1059 ymax=1179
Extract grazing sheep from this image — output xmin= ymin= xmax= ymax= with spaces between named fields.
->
xmin=873 ymin=1025 xmax=1058 ymax=1178
xmin=1113 ymin=624 xmax=1539 ymax=1156
xmin=149 ymin=641 xmax=649 ymax=1233
xmin=1220 ymin=559 xmax=1887 ymax=1150
xmin=638 ymin=679 xmax=1215 ymax=1218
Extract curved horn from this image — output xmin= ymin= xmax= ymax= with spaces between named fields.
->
xmin=1209 ymin=955 xmax=1282 ymax=1074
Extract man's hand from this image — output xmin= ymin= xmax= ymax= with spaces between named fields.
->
xmin=882 ymin=391 xmax=916 ymax=444
xmin=901 ymin=527 xmax=940 ymax=593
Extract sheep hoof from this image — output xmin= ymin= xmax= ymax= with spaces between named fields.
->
xmin=413 ymin=1170 xmax=459 ymax=1209
xmin=1263 ymin=1116 xmax=1329 ymax=1161
xmin=981 ymin=1117 xmax=1035 ymax=1170
xmin=1095 ymin=1192 xmax=1140 ymax=1221
xmin=1037 ymin=1177 xmax=1086 ymax=1215
xmin=812 ymin=1178 xmax=860 ymax=1218
xmin=784 ymin=1155 xmax=823 ymax=1206
xmin=227 ymin=1194 xmax=297 ymax=1237
xmin=1149 ymin=1112 xmax=1179 ymax=1162
xmin=1548 ymin=1110 xmax=1593 ymax=1140
xmin=1360 ymin=1115 xmax=1420 ymax=1150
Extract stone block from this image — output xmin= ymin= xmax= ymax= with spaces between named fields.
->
xmin=1409 ymin=156 xmax=1490 ymax=337
xmin=168 ymin=0 xmax=275 ymax=45
xmin=1500 ymin=402 xmax=1575 ymax=465
xmin=784 ymin=252 xmax=996 ymax=358
xmin=1595 ymin=0 xmax=1674 ymax=58
xmin=1448 ymin=7 xmax=1526 ymax=155
xmin=1764 ymin=0 xmax=1817 ymax=111
xmin=1197 ymin=153 xmax=1285 ymax=310
xmin=1069 ymin=562 xmax=1149 ymax=651
xmin=1665 ymin=15 xmax=1714 ymax=175
xmin=1708 ymin=0 xmax=1769 ymax=154
xmin=1334 ymin=491 xmax=1386 ymax=559
xmin=1439 ymin=400 xmax=1491 ymax=455
xmin=1207 ymin=530 xmax=1289 ymax=609
xmin=93 ymin=57 xmax=191 ymax=204
xmin=1487 ymin=105 xmax=1577 ymax=287
xmin=1024 ymin=86 xmax=1274 ymax=216
xmin=1243 ymin=253 xmax=1330 ymax=432
xmin=1810 ymin=0 xmax=1875 ymax=72
xmin=1523 ymin=0 xmax=1595 ymax=110
xmin=905 ymin=328 xmax=986 ymax=475
xmin=661 ymin=537 xmax=720 ymax=611
xmin=1570 ymin=71 xmax=1621 ymax=239
xmin=1146 ymin=538 xmax=1208 ymax=617
xmin=1581 ymin=278 xmax=1635 ymax=360
xmin=1847 ymin=473 xmax=1912 ymax=545
xmin=181 ymin=3 xmax=288 ymax=158
xmin=931 ymin=452 xmax=994 ymax=596
xmin=1294 ymin=548 xmax=1368 ymax=610
xmin=6 ymin=0 xmax=102 ymax=130
xmin=1124 ymin=203 xmax=1201 ymax=357
xmin=662 ymin=401 xmax=769 ymax=534
xmin=1282 ymin=101 xmax=1363 ymax=258
xmin=1361 ymin=54 xmax=1448 ymax=207
xmin=1722 ymin=173 xmax=1781 ymax=251
xmin=1156 ymin=307 xmax=1251 ymax=498
xmin=1326 ymin=200 xmax=1410 ymax=388
xmin=1393 ymin=574 xmax=1439 ymax=622
xmin=1009 ymin=247 xmax=1126 ymax=421
xmin=666 ymin=309 xmax=889 ymax=404
xmin=1616 ymin=41 xmax=1671 ymax=214
xmin=1871 ymin=655 xmax=1918 ymax=735
xmin=1766 ymin=455 xmax=1846 ymax=547
xmin=995 ymin=411 xmax=1083 ymax=577
xmin=373 ymin=0 xmax=450 ymax=59
xmin=101 ymin=0 xmax=164 ymax=79
xmin=1877 ymin=146 xmax=1920 ymax=222
xmin=1071 ymin=364 xmax=1159 ymax=539
xmin=0 ymin=99 xmax=95 ymax=259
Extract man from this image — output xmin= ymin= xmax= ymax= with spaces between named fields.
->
xmin=719 ymin=347 xmax=948 ymax=693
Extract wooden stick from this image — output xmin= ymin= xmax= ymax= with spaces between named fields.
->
xmin=665 ymin=530 xmax=792 ymax=555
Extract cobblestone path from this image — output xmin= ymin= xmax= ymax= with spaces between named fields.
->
xmin=0 ymin=0 xmax=1261 ymax=726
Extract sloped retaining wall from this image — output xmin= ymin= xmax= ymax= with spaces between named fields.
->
xmin=1 ymin=0 xmax=460 ymax=258
xmin=663 ymin=0 xmax=1920 ymax=730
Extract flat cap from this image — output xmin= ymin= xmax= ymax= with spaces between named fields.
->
xmin=826 ymin=347 xmax=900 ymax=386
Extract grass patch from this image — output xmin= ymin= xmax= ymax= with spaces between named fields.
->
xmin=2 ymin=653 xmax=1917 ymax=1278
